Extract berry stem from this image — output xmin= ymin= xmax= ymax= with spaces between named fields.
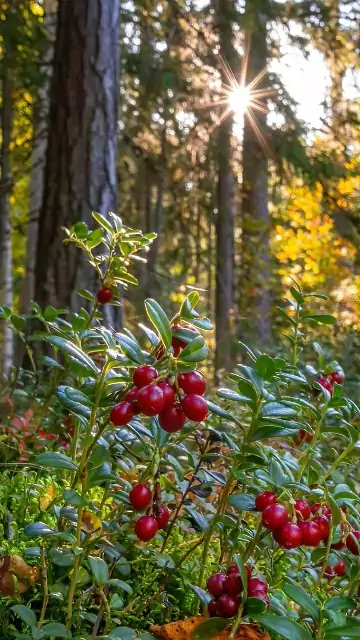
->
xmin=243 ymin=518 xmax=263 ymax=562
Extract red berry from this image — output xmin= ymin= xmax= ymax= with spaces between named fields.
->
xmin=333 ymin=560 xmax=346 ymax=576
xmin=357 ymin=586 xmax=360 ymax=596
xmin=322 ymin=505 xmax=332 ymax=519
xmin=262 ymin=504 xmax=289 ymax=530
xmin=208 ymin=600 xmax=219 ymax=617
xmin=110 ymin=401 xmax=135 ymax=426
xmin=294 ymin=429 xmax=313 ymax=445
xmin=274 ymin=523 xmax=303 ymax=549
xmin=298 ymin=521 xmax=323 ymax=547
xmin=324 ymin=566 xmax=335 ymax=579
xmin=97 ymin=287 xmax=113 ymax=304
xmin=137 ymin=384 xmax=164 ymax=416
xmin=124 ymin=387 xmax=139 ymax=412
xmin=318 ymin=376 xmax=333 ymax=395
xmin=181 ymin=394 xmax=208 ymax=422
xmin=206 ymin=573 xmax=226 ymax=598
xmin=178 ymin=371 xmax=207 ymax=396
xmin=331 ymin=540 xmax=345 ymax=550
xmin=310 ymin=503 xmax=321 ymax=515
xmin=312 ymin=516 xmax=330 ymax=541
xmin=294 ymin=499 xmax=311 ymax=521
xmin=134 ymin=515 xmax=158 ymax=541
xmin=227 ymin=564 xmax=251 ymax=581
xmin=156 ymin=505 xmax=170 ymax=529
xmin=346 ymin=531 xmax=360 ymax=555
xmin=159 ymin=403 xmax=186 ymax=432
xmin=251 ymin=592 xmax=269 ymax=606
xmin=224 ymin=573 xmax=242 ymax=596
xmin=329 ymin=371 xmax=344 ymax=385
xmin=133 ymin=365 xmax=157 ymax=388
xmin=157 ymin=381 xmax=176 ymax=408
xmin=216 ymin=594 xmax=239 ymax=618
xmin=129 ymin=484 xmax=152 ymax=511
xmin=255 ymin=492 xmax=277 ymax=512
xmin=248 ymin=578 xmax=268 ymax=596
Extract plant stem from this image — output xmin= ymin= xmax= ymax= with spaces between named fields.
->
xmin=37 ymin=544 xmax=49 ymax=628
xmin=323 ymin=440 xmax=357 ymax=482
xmin=243 ymin=518 xmax=263 ymax=563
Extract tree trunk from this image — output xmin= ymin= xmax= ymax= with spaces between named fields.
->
xmin=20 ymin=0 xmax=57 ymax=314
xmin=214 ymin=0 xmax=236 ymax=373
xmin=0 ymin=66 xmax=14 ymax=376
xmin=34 ymin=0 xmax=120 ymax=309
xmin=241 ymin=0 xmax=271 ymax=346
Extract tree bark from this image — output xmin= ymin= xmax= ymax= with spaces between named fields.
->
xmin=241 ymin=0 xmax=271 ymax=346
xmin=0 ymin=66 xmax=14 ymax=376
xmin=214 ymin=0 xmax=236 ymax=373
xmin=20 ymin=0 xmax=57 ymax=314
xmin=34 ymin=0 xmax=120 ymax=309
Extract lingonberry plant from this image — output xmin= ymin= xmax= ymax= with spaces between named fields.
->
xmin=0 ymin=216 xmax=359 ymax=639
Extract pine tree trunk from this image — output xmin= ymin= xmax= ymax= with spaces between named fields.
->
xmin=34 ymin=0 xmax=120 ymax=309
xmin=0 ymin=66 xmax=14 ymax=376
xmin=20 ymin=0 xmax=57 ymax=314
xmin=241 ymin=0 xmax=271 ymax=346
xmin=214 ymin=0 xmax=236 ymax=372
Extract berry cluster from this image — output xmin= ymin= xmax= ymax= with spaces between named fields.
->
xmin=316 ymin=371 xmax=344 ymax=397
xmin=129 ymin=483 xmax=170 ymax=542
xmin=257 ymin=493 xmax=335 ymax=549
xmin=110 ymin=365 xmax=208 ymax=431
xmin=206 ymin=565 xmax=269 ymax=618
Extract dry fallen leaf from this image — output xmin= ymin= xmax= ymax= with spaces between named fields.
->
xmin=150 ymin=619 xmax=270 ymax=640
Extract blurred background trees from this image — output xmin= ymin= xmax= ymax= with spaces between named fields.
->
xmin=0 ymin=0 xmax=359 ymax=376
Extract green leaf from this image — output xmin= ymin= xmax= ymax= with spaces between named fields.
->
xmin=47 ymin=336 xmax=98 ymax=375
xmin=180 ymin=292 xmax=200 ymax=318
xmin=109 ymin=628 xmax=137 ymax=639
xmin=24 ymin=522 xmax=55 ymax=537
xmin=144 ymin=299 xmax=172 ymax=349
xmin=105 ymin=579 xmax=133 ymax=595
xmin=237 ymin=377 xmax=258 ymax=401
xmin=303 ymin=314 xmax=337 ymax=325
xmin=188 ymin=584 xmax=211 ymax=605
xmin=253 ymin=615 xmax=313 ymax=640
xmin=178 ymin=335 xmax=209 ymax=363
xmin=11 ymin=314 xmax=27 ymax=332
xmin=325 ymin=596 xmax=355 ymax=611
xmin=262 ymin=402 xmax=296 ymax=418
xmin=255 ymin=355 xmax=278 ymax=380
xmin=217 ymin=388 xmax=252 ymax=403
xmin=228 ymin=494 xmax=256 ymax=511
xmin=323 ymin=619 xmax=360 ymax=638
xmin=246 ymin=597 xmax=268 ymax=614
xmin=234 ymin=554 xmax=248 ymax=594
xmin=93 ymin=211 xmax=113 ymax=233
xmin=42 ymin=623 xmax=72 ymax=638
xmin=166 ymin=454 xmax=184 ymax=481
xmin=282 ymin=580 xmax=320 ymax=621
xmin=116 ymin=333 xmax=145 ymax=364
xmin=88 ymin=556 xmax=109 ymax=586
xmin=57 ymin=385 xmax=92 ymax=418
xmin=77 ymin=289 xmax=95 ymax=302
xmin=11 ymin=605 xmax=37 ymax=628
xmin=191 ymin=618 xmax=229 ymax=639
xmin=290 ymin=287 xmax=305 ymax=304
xmin=207 ymin=400 xmax=238 ymax=423
xmin=184 ymin=506 xmax=209 ymax=531
xmin=333 ymin=484 xmax=359 ymax=501
xmin=63 ymin=488 xmax=87 ymax=506
xmin=36 ymin=452 xmax=78 ymax=471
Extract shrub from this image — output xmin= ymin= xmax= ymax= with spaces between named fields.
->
xmin=0 ymin=213 xmax=359 ymax=640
